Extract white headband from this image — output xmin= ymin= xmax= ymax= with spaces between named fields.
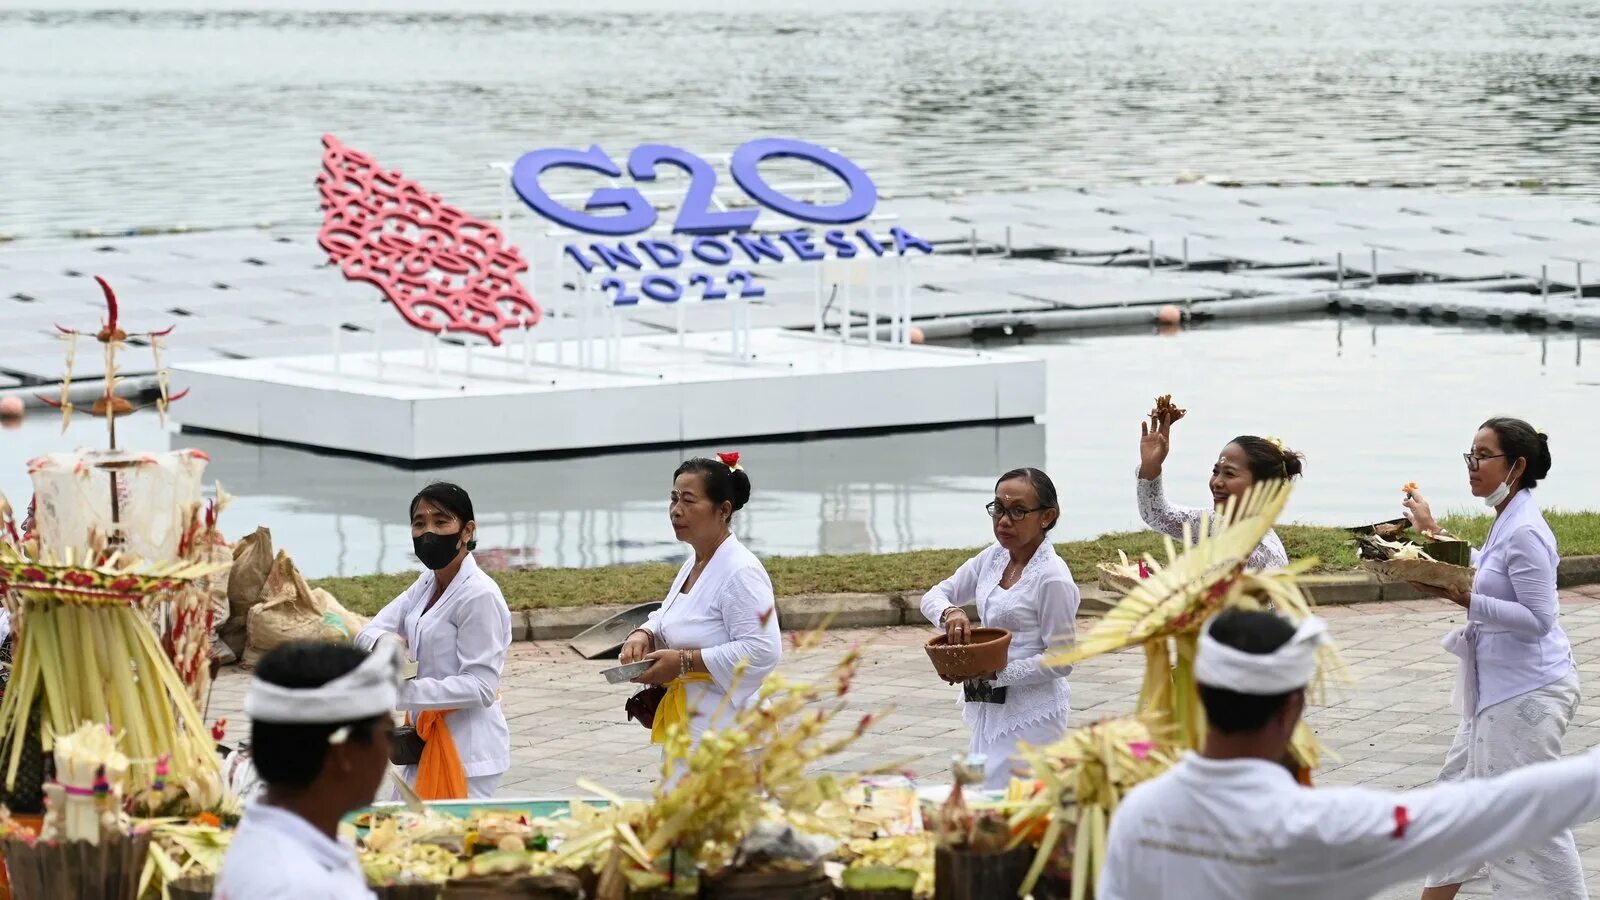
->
xmin=1195 ymin=615 xmax=1327 ymax=695
xmin=245 ymin=640 xmax=402 ymax=725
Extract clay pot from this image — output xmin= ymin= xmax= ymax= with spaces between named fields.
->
xmin=924 ymin=628 xmax=1012 ymax=681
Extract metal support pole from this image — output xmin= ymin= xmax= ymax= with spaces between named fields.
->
xmin=814 ymin=265 xmax=824 ymax=336
xmin=841 ymin=279 xmax=852 ymax=343
xmin=867 ymin=260 xmax=877 ymax=346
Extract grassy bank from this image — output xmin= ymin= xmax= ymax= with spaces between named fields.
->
xmin=313 ymin=511 xmax=1600 ymax=617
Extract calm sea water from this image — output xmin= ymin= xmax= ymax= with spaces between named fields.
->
xmin=3 ymin=1 xmax=1599 ymax=578
xmin=5 ymin=315 xmax=1596 ymax=579
xmin=2 ymin=0 xmax=1599 ymax=238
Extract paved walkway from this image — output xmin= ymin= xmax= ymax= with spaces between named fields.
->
xmin=208 ymin=588 xmax=1600 ymax=898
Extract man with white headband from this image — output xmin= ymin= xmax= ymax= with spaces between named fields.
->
xmin=1099 ymin=608 xmax=1600 ymax=899
xmin=216 ymin=640 xmax=401 ymax=899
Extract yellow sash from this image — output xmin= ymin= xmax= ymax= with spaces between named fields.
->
xmin=650 ymin=672 xmax=714 ymax=745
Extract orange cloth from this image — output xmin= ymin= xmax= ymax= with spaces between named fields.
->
xmin=411 ymin=710 xmax=467 ymax=800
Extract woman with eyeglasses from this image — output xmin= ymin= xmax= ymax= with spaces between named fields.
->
xmin=919 ymin=467 xmax=1080 ymax=789
xmin=1137 ymin=404 xmax=1303 ymax=569
xmin=1401 ymin=418 xmax=1580 ymax=900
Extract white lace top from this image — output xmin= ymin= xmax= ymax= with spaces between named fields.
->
xmin=1135 ymin=470 xmax=1288 ymax=570
xmin=919 ymin=541 xmax=1078 ymax=743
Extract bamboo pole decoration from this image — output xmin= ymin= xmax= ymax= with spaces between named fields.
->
xmin=0 ymin=547 xmax=228 ymax=816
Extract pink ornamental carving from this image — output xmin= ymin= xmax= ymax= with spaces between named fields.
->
xmin=316 ymin=134 xmax=541 ymax=346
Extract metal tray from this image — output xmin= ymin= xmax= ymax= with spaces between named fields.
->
xmin=600 ymin=660 xmax=652 ymax=684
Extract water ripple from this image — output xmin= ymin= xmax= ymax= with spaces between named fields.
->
xmin=2 ymin=0 xmax=1598 ymax=238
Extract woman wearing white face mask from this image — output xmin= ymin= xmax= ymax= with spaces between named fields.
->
xmin=356 ymin=482 xmax=512 ymax=801
xmin=1403 ymin=418 xmax=1581 ymax=900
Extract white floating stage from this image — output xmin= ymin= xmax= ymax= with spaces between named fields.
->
xmin=169 ymin=329 xmax=1045 ymax=461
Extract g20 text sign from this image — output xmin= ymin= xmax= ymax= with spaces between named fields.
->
xmin=510 ymin=138 xmax=932 ymax=305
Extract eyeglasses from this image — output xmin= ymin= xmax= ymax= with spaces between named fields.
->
xmin=985 ymin=501 xmax=1049 ymax=522
xmin=1462 ymin=452 xmax=1507 ymax=472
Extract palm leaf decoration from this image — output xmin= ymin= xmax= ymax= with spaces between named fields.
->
xmin=1010 ymin=714 xmax=1179 ymax=900
xmin=1046 ymin=478 xmax=1346 ymax=763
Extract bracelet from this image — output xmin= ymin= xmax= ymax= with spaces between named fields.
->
xmin=678 ymin=649 xmax=692 ymax=678
xmin=627 ymin=628 xmax=655 ymax=649
xmin=939 ymin=607 xmax=966 ymax=626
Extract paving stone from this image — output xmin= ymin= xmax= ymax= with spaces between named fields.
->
xmin=206 ymin=599 xmax=1600 ymax=894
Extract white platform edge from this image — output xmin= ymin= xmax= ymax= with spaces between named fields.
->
xmin=171 ymin=329 xmax=1046 ymax=461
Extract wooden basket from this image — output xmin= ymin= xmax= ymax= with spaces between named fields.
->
xmin=703 ymin=863 xmax=833 ymax=899
xmin=169 ymin=876 xmax=215 ymax=900
xmin=1364 ymin=558 xmax=1474 ymax=595
xmin=442 ymin=872 xmax=583 ymax=898
xmin=933 ymin=846 xmax=1031 ymax=900
xmin=924 ymin=629 xmax=1011 ymax=681
xmin=1095 ymin=563 xmax=1142 ymax=595
xmin=371 ymin=883 xmax=442 ymax=900
xmin=1 ymin=831 xmax=151 ymax=900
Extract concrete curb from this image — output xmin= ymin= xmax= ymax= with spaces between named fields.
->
xmin=514 ymin=555 xmax=1600 ymax=643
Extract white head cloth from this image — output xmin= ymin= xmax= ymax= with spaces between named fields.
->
xmin=245 ymin=640 xmax=402 ymax=724
xmin=1195 ymin=614 xmax=1327 ymax=695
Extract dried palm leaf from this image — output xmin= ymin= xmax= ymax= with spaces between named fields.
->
xmin=1048 ymin=479 xmax=1294 ymax=669
xmin=1048 ymin=479 xmax=1348 ymax=772
xmin=1010 ymin=715 xmax=1179 ymax=899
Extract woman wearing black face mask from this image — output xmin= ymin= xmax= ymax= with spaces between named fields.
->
xmin=355 ymin=482 xmax=512 ymax=800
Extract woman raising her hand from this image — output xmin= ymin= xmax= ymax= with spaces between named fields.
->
xmin=1136 ymin=398 xmax=1301 ymax=570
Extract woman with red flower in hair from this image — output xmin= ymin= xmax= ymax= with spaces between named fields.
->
xmin=620 ymin=453 xmax=782 ymax=755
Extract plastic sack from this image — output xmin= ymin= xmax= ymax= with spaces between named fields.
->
xmin=244 ymin=551 xmax=367 ymax=667
xmin=733 ymin=820 xmax=838 ymax=869
xmin=221 ymin=527 xmax=273 ymax=659
xmin=311 ymin=587 xmax=367 ymax=642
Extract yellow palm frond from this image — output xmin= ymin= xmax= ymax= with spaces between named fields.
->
xmin=1011 ymin=715 xmax=1180 ymax=898
xmin=1048 ymin=479 xmax=1294 ymax=668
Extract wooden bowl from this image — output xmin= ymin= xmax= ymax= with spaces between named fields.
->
xmin=924 ymin=628 xmax=1012 ymax=680
xmin=169 ymin=876 xmax=216 ymax=900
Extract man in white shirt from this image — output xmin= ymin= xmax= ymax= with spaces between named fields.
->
xmin=216 ymin=641 xmax=401 ymax=900
xmin=1099 ymin=609 xmax=1600 ymax=900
